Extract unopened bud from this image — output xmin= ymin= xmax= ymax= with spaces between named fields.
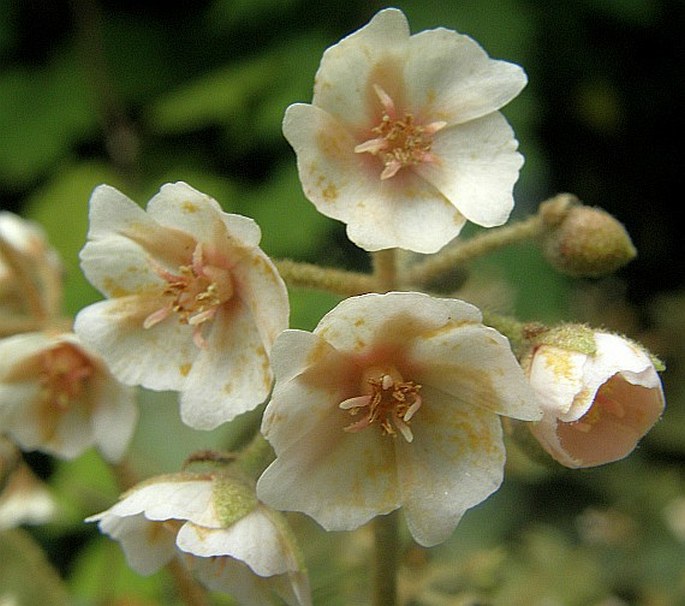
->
xmin=521 ymin=327 xmax=665 ymax=468
xmin=541 ymin=203 xmax=637 ymax=277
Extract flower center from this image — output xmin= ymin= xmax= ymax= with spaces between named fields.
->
xmin=39 ymin=344 xmax=94 ymax=412
xmin=339 ymin=365 xmax=422 ymax=442
xmin=354 ymin=84 xmax=446 ymax=180
xmin=144 ymin=243 xmax=233 ymax=348
xmin=569 ymin=376 xmax=626 ymax=433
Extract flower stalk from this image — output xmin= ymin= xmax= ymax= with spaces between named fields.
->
xmin=372 ymin=249 xmax=399 ymax=292
xmin=373 ymin=511 xmax=400 ymax=606
xmin=275 ymin=259 xmax=376 ymax=296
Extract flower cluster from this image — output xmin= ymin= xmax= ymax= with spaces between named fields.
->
xmin=1 ymin=7 xmax=667 ymax=606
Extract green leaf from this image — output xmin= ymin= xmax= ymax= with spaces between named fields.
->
xmin=0 ymin=47 xmax=97 ymax=188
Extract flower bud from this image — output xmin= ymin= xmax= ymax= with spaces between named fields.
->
xmin=87 ymin=471 xmax=311 ymax=606
xmin=522 ymin=328 xmax=665 ymax=468
xmin=541 ymin=203 xmax=637 ymax=277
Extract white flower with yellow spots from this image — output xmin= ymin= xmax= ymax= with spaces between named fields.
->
xmin=87 ymin=472 xmax=311 ymax=606
xmin=74 ymin=182 xmax=289 ymax=430
xmin=283 ymin=8 xmax=527 ymax=253
xmin=256 ymin=292 xmax=541 ymax=547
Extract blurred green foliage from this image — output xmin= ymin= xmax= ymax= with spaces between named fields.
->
xmin=0 ymin=0 xmax=683 ymax=604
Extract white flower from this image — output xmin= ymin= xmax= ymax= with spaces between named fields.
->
xmin=526 ymin=332 xmax=665 ymax=468
xmin=283 ymin=8 xmax=527 ymax=253
xmin=0 ymin=212 xmax=63 ymax=335
xmin=87 ymin=473 xmax=311 ymax=606
xmin=74 ymin=182 xmax=289 ymax=430
xmin=0 ymin=331 xmax=137 ymax=461
xmin=256 ymin=292 xmax=541 ymax=547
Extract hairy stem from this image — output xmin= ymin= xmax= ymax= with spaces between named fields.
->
xmin=275 ymin=259 xmax=376 ymax=296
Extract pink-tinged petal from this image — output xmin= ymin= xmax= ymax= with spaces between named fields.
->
xmin=283 ymin=103 xmax=465 ymax=253
xmin=415 ymin=112 xmax=523 ymax=227
xmin=404 ymin=28 xmax=527 ymax=125
xmin=397 ymin=385 xmax=505 ymax=547
xmin=74 ymin=298 xmax=197 ymax=392
xmin=314 ymin=292 xmax=480 ymax=354
xmin=146 ymin=182 xmax=261 ymax=249
xmin=176 ymin=507 xmax=297 ymax=577
xmin=410 ymin=323 xmax=542 ymax=421
xmin=92 ymin=513 xmax=177 ymax=576
xmin=258 ymin=343 xmax=400 ymax=530
xmin=104 ymin=479 xmax=218 ymax=527
xmin=554 ymin=375 xmax=664 ymax=467
xmin=573 ymin=333 xmax=663 ymax=420
xmin=180 ymin=301 xmax=273 ymax=430
xmin=312 ymin=8 xmax=410 ymax=126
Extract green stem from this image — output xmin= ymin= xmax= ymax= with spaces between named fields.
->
xmin=275 ymin=259 xmax=376 ymax=296
xmin=372 ymin=511 xmax=400 ymax=606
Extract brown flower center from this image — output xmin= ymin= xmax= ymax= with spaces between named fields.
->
xmin=339 ymin=365 xmax=422 ymax=442
xmin=144 ymin=243 xmax=233 ymax=348
xmin=39 ymin=344 xmax=94 ymax=413
xmin=354 ymin=84 xmax=446 ymax=180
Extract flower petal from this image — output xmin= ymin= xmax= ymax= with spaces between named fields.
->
xmin=415 ymin=112 xmax=523 ymax=227
xmin=527 ymin=346 xmax=588 ymax=421
xmin=410 ymin=322 xmax=542 ymax=421
xmin=231 ymin=248 xmax=289 ymax=351
xmin=404 ymin=28 xmax=527 ymax=125
xmin=176 ymin=507 xmax=298 ymax=577
xmin=147 ymin=182 xmax=261 ymax=249
xmin=180 ymin=301 xmax=273 ymax=430
xmin=397 ymin=385 xmax=505 ymax=547
xmin=258 ymin=341 xmax=400 ymax=530
xmin=312 ymin=8 xmax=410 ymax=126
xmin=314 ymin=292 xmax=480 ymax=354
xmin=74 ymin=297 xmax=197 ymax=392
xmin=93 ymin=513 xmax=177 ymax=575
xmin=103 ymin=479 xmax=218 ymax=527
